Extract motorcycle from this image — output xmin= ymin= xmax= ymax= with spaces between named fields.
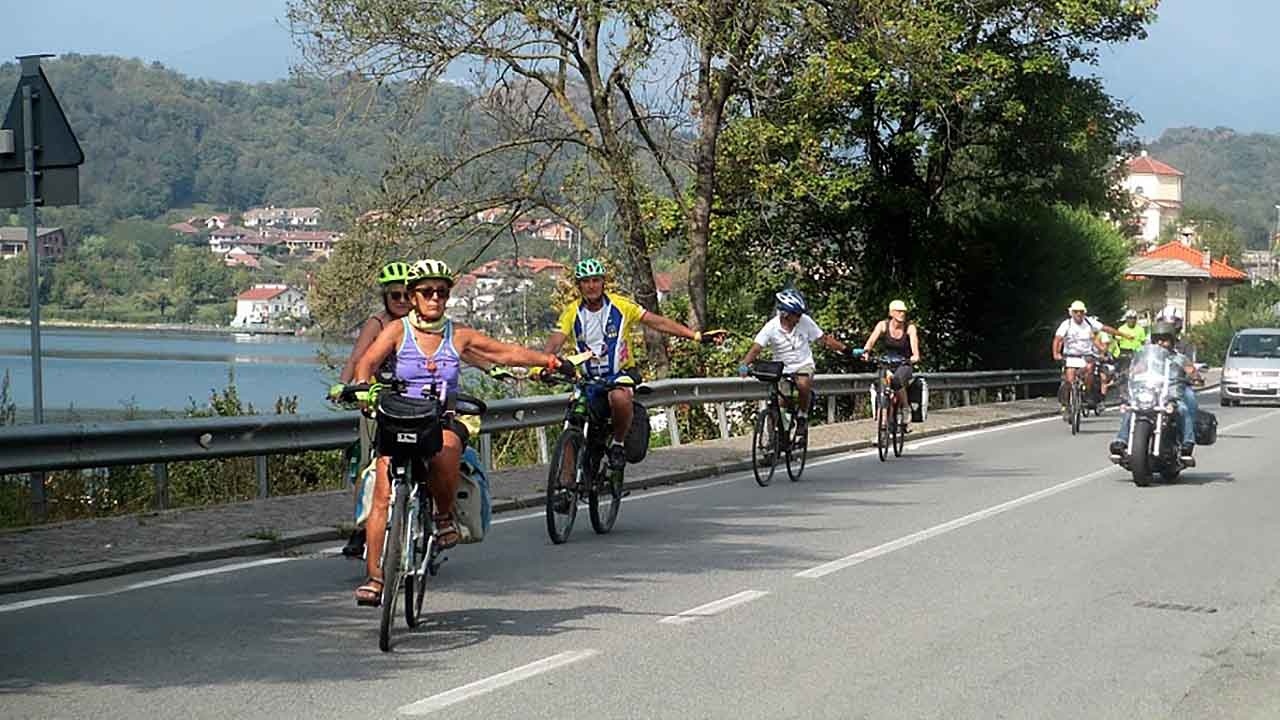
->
xmin=1113 ymin=343 xmax=1194 ymax=486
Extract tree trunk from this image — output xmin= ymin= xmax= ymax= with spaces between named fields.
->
xmin=687 ymin=97 xmax=722 ymax=332
xmin=614 ymin=189 xmax=669 ymax=372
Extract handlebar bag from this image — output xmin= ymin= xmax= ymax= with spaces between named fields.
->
xmin=376 ymin=393 xmax=444 ymax=458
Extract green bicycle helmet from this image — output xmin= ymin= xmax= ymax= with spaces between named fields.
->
xmin=377 ymin=261 xmax=411 ymax=286
xmin=574 ymin=258 xmax=607 ymax=280
xmin=407 ymin=258 xmax=455 ymax=286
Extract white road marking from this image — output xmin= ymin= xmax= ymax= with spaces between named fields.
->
xmin=796 ymin=466 xmax=1119 ymax=579
xmin=658 ymin=589 xmax=770 ymax=625
xmin=122 ymin=558 xmax=294 ymax=591
xmin=397 ymin=649 xmax=599 ymax=716
xmin=0 ymin=594 xmax=89 ymax=614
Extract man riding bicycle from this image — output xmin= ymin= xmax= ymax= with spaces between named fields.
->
xmin=542 ymin=258 xmax=724 ymax=471
xmin=1052 ymin=301 xmax=1132 ymax=415
xmin=737 ymin=288 xmax=852 ymax=434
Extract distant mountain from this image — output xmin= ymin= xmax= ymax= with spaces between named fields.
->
xmin=0 ymin=54 xmax=471 ymax=232
xmin=1148 ymin=127 xmax=1280 ymax=249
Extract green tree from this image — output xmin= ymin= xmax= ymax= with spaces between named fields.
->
xmin=1160 ymin=204 xmax=1245 ymax=264
xmin=172 ymin=245 xmax=231 ymax=302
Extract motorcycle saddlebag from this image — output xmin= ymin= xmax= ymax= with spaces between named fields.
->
xmin=1194 ymin=410 xmax=1218 ymax=446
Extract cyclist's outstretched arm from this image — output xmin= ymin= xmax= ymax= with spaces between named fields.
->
xmin=458 ymin=327 xmax=561 ymax=369
xmin=818 ymin=334 xmax=849 ymax=354
xmin=639 ymin=311 xmax=698 ymax=340
xmin=543 ymin=331 xmax=568 ymax=356
xmin=863 ymin=320 xmax=885 ymax=354
xmin=907 ymin=325 xmax=921 ymax=364
xmin=339 ymin=316 xmax=384 ymax=383
xmin=354 ymin=321 xmax=405 ymax=382
xmin=741 ymin=342 xmax=764 ymax=367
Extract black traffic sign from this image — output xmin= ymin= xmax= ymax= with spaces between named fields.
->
xmin=0 ymin=55 xmax=84 ymax=207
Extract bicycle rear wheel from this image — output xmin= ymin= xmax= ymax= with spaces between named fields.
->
xmin=589 ymin=448 xmax=622 ymax=534
xmin=752 ymin=406 xmax=779 ymax=486
xmin=785 ymin=409 xmax=807 ymax=482
xmin=379 ymin=480 xmax=409 ymax=652
xmin=545 ymin=429 xmax=582 ymax=544
xmin=404 ymin=489 xmax=431 ymax=629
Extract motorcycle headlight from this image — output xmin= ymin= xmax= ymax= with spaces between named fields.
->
xmin=1135 ymin=389 xmax=1155 ymax=406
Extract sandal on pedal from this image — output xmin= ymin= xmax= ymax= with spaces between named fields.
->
xmin=433 ymin=514 xmax=460 ymax=549
xmin=355 ymin=577 xmax=383 ymax=607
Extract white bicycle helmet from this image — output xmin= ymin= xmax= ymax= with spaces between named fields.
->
xmin=775 ymin=288 xmax=807 ymax=314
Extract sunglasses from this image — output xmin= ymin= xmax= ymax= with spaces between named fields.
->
xmin=384 ymin=291 xmax=409 ymax=302
xmin=413 ymin=286 xmax=451 ymax=300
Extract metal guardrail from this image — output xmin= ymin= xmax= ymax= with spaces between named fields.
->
xmin=0 ymin=369 xmax=1059 ymax=480
xmin=1 ymin=369 xmax=1061 ymax=519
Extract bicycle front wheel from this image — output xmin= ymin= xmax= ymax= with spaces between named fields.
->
xmin=785 ymin=410 xmax=807 ymax=482
xmin=379 ymin=481 xmax=409 ymax=652
xmin=1070 ymin=384 xmax=1082 ymax=436
xmin=546 ymin=429 xmax=582 ymax=544
xmin=752 ymin=407 xmax=779 ymax=487
xmin=877 ymin=395 xmax=890 ymax=462
xmin=404 ymin=489 xmax=431 ymax=629
xmin=589 ymin=450 xmax=622 ymax=534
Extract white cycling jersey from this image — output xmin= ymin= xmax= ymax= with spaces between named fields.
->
xmin=1055 ymin=316 xmax=1102 ymax=358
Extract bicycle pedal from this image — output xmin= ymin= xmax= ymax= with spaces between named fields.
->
xmin=621 ymin=490 xmax=631 ymax=499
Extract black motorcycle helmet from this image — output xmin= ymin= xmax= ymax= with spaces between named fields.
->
xmin=1150 ymin=320 xmax=1179 ymax=344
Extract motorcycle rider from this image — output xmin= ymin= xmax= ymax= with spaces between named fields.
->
xmin=1109 ymin=320 xmax=1200 ymax=461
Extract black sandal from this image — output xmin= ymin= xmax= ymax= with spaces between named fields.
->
xmin=433 ymin=514 xmax=460 ymax=549
xmin=355 ymin=577 xmax=383 ymax=607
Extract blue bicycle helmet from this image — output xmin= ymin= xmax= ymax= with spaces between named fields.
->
xmin=775 ymin=288 xmax=807 ymax=315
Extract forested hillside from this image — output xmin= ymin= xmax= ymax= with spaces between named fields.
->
xmin=1149 ymin=127 xmax=1280 ymax=249
xmin=0 ymin=54 xmax=470 ymax=234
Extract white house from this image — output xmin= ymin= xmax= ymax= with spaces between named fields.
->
xmin=231 ymin=284 xmax=310 ymax=327
xmin=1122 ymin=151 xmax=1184 ymax=247
xmin=243 ymin=206 xmax=323 ymax=228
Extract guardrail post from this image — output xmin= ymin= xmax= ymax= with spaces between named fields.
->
xmin=666 ymin=407 xmax=681 ymax=447
xmin=827 ymin=395 xmax=836 ymax=424
xmin=28 ymin=471 xmax=46 ymax=522
xmin=716 ymin=402 xmax=729 ymax=440
xmin=535 ymin=426 xmax=549 ymax=464
xmin=153 ymin=463 xmax=169 ymax=510
xmin=962 ymin=389 xmax=971 ymax=406
xmin=480 ymin=433 xmax=494 ymax=470
xmin=255 ymin=455 xmax=269 ymax=498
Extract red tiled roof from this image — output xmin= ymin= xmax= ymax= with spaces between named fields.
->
xmin=471 ymin=257 xmax=567 ymax=276
xmin=169 ymin=222 xmax=200 ymax=234
xmin=211 ymin=225 xmax=254 ymax=237
xmin=1137 ymin=241 xmax=1248 ymax=280
xmin=1127 ymin=154 xmax=1184 ymax=177
xmin=236 ymin=285 xmax=290 ymax=301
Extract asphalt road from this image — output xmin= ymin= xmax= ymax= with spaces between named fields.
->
xmin=4 ymin=397 xmax=1280 ymax=720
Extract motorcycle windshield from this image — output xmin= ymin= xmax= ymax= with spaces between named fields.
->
xmin=1127 ymin=344 xmax=1177 ymax=403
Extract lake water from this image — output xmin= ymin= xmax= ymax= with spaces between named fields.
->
xmin=0 ymin=326 xmax=342 ymax=417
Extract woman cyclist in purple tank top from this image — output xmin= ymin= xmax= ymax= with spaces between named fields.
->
xmin=351 ymin=259 xmax=572 ymax=607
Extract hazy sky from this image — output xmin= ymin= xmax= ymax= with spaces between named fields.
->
xmin=0 ymin=0 xmax=1274 ymax=137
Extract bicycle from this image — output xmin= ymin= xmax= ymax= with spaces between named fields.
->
xmin=335 ymin=379 xmax=486 ymax=652
xmin=541 ymin=360 xmax=652 ymax=544
xmin=866 ymin=355 xmax=910 ymax=462
xmin=748 ymin=360 xmax=811 ymax=486
xmin=1058 ymin=354 xmax=1089 ymax=435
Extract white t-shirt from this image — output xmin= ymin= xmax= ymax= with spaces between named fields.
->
xmin=754 ymin=314 xmax=824 ymax=373
xmin=1055 ymin=316 xmax=1102 ymax=357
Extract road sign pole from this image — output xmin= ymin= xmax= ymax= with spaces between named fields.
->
xmin=22 ymin=81 xmax=43 ymax=426
xmin=22 ymin=65 xmax=48 ymax=522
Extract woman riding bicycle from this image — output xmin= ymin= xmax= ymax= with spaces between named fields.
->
xmin=857 ymin=299 xmax=922 ymax=431
xmin=350 ymin=258 xmax=572 ymax=606
xmin=330 ymin=260 xmax=413 ymax=559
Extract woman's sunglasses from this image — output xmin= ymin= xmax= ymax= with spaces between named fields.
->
xmin=413 ymin=286 xmax=451 ymax=300
xmin=384 ymin=291 xmax=409 ymax=302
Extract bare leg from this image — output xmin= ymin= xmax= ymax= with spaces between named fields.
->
xmin=609 ymin=387 xmax=635 ymax=444
xmin=363 ymin=455 xmax=392 ymax=585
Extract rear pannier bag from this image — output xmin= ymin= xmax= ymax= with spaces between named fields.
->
xmin=624 ymin=402 xmax=652 ymax=463
xmin=1194 ymin=410 xmax=1217 ymax=446
xmin=908 ymin=377 xmax=929 ymax=424
xmin=376 ymin=393 xmax=444 ymax=458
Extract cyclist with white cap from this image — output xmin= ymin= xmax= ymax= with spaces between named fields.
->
xmin=1053 ymin=300 xmax=1133 ymax=415
xmin=739 ymin=288 xmax=853 ymax=434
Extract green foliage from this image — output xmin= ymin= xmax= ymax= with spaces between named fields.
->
xmin=0 ymin=370 xmax=15 ymax=426
xmin=1159 ymin=204 xmax=1245 ymax=264
xmin=1187 ymin=282 xmax=1280 ymax=365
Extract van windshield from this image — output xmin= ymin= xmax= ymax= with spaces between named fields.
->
xmin=1229 ymin=333 xmax=1280 ymax=358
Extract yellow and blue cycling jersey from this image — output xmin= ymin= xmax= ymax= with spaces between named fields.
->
xmin=556 ymin=293 xmax=647 ymax=378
